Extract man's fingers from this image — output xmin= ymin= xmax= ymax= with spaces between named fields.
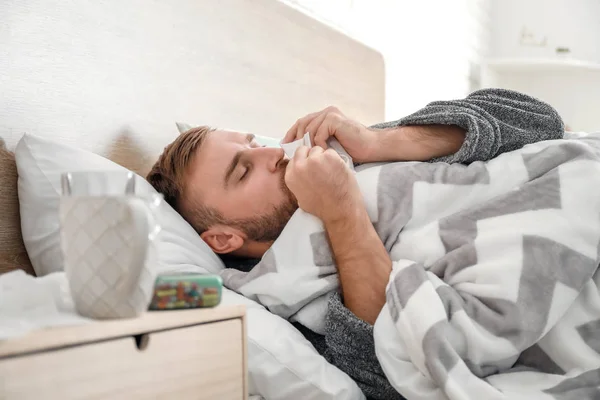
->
xmin=305 ymin=112 xmax=329 ymax=147
xmin=324 ymin=148 xmax=345 ymax=165
xmin=283 ymin=111 xmax=321 ymax=144
xmin=296 ymin=111 xmax=322 ymax=141
xmin=308 ymin=145 xmax=324 ymax=157
xmin=283 ymin=114 xmax=307 ymax=143
xmin=283 ymin=119 xmax=303 ymax=144
xmin=296 ymin=125 xmax=306 ymax=142
xmin=314 ymin=113 xmax=339 ymax=149
xmin=292 ymin=145 xmax=310 ymax=162
xmin=282 ymin=124 xmax=298 ymax=144
xmin=283 ymin=107 xmax=339 ymax=144
xmin=313 ymin=125 xmax=331 ymax=150
xmin=324 ymin=148 xmax=341 ymax=158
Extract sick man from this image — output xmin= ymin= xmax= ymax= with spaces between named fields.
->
xmin=148 ymin=88 xmax=564 ymax=399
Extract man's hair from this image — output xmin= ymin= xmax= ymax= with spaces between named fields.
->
xmin=147 ymin=126 xmax=223 ymax=234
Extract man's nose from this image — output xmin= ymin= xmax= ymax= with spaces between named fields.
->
xmin=252 ymin=146 xmax=285 ymax=172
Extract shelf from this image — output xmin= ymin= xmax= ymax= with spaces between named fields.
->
xmin=486 ymin=58 xmax=600 ymax=72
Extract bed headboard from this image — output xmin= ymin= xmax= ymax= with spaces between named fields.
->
xmin=0 ymin=0 xmax=385 ymax=177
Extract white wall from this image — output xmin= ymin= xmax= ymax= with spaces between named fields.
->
xmin=280 ymin=0 xmax=493 ymax=121
xmin=488 ymin=0 xmax=600 ymax=132
xmin=0 ymin=0 xmax=384 ymax=171
xmin=491 ymin=0 xmax=600 ymax=63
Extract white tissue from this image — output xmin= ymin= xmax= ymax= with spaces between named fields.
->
xmin=280 ymin=132 xmax=312 ymax=158
xmin=280 ymin=133 xmax=354 ymax=171
xmin=0 ymin=270 xmax=91 ymax=340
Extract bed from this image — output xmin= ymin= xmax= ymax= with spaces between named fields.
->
xmin=0 ymin=0 xmax=384 ymax=399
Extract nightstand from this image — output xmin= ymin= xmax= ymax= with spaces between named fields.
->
xmin=0 ymin=305 xmax=247 ymax=399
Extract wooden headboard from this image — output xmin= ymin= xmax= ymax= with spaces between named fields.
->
xmin=0 ymin=0 xmax=385 ymax=176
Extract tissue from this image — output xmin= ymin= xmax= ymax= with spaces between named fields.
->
xmin=0 ymin=270 xmax=91 ymax=340
xmin=280 ymin=132 xmax=313 ymax=158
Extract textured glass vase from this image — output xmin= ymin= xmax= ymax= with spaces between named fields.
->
xmin=60 ymin=171 xmax=162 ymax=319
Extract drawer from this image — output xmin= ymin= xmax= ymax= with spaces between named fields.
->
xmin=0 ymin=318 xmax=244 ymax=400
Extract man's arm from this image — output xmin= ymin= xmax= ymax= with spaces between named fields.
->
xmin=285 ymin=146 xmax=390 ymax=325
xmin=369 ymin=88 xmax=565 ymax=164
xmin=323 ymin=207 xmax=391 ymax=325
xmin=285 ymin=147 xmax=403 ymax=399
xmin=371 ymin=124 xmax=466 ymax=161
xmin=284 ymin=89 xmax=564 ymax=166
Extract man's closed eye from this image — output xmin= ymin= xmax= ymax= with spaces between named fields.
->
xmin=240 ymin=166 xmax=251 ymax=181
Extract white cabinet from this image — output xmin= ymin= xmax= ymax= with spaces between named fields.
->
xmin=490 ymin=0 xmax=600 ymax=63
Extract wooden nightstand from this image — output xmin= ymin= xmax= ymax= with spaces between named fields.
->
xmin=0 ymin=305 xmax=247 ymax=400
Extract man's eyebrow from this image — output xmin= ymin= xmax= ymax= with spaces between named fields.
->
xmin=224 ymin=135 xmax=254 ymax=188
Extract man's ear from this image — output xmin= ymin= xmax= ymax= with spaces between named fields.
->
xmin=200 ymin=225 xmax=245 ymax=254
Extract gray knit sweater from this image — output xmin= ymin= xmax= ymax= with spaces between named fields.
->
xmin=227 ymin=88 xmax=565 ymax=400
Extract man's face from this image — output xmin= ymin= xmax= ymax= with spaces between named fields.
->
xmin=186 ymin=130 xmax=297 ymax=242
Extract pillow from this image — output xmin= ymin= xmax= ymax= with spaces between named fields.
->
xmin=0 ymin=139 xmax=35 ymax=276
xmin=16 ymin=134 xmax=224 ymax=277
xmin=15 ymin=133 xmax=364 ymax=400
xmin=176 ymin=122 xmax=282 ymax=147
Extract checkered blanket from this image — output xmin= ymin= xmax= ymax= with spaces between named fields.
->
xmin=222 ymin=135 xmax=600 ymax=399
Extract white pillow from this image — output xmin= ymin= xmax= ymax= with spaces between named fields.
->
xmin=15 ymin=134 xmax=224 ymax=277
xmin=15 ymin=133 xmax=365 ymax=400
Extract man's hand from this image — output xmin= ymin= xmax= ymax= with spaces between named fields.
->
xmin=285 ymin=145 xmax=392 ymax=324
xmin=284 ymin=145 xmax=363 ymax=223
xmin=282 ymin=106 xmax=378 ymax=163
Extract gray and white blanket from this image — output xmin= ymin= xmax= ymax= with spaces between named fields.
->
xmin=222 ymin=135 xmax=600 ymax=399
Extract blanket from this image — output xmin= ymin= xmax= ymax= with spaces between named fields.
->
xmin=221 ymin=135 xmax=600 ymax=399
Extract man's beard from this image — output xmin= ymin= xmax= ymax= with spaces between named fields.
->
xmin=231 ymin=159 xmax=298 ymax=242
